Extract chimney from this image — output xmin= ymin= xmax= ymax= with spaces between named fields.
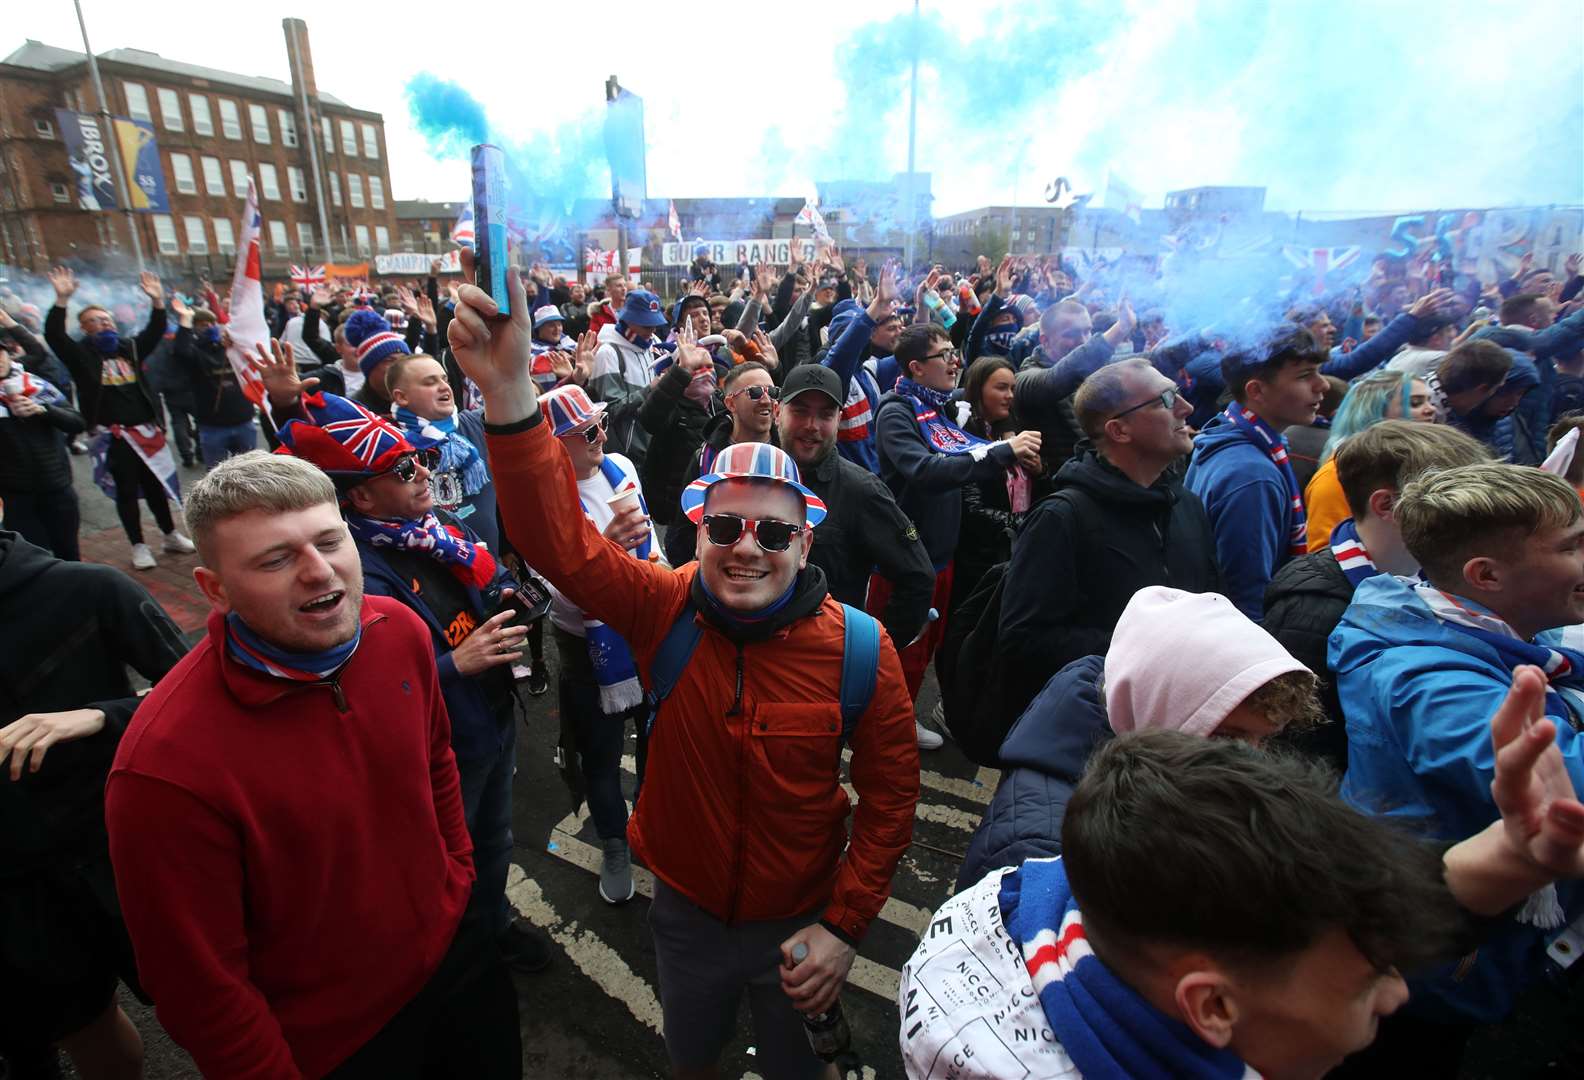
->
xmin=282 ymin=18 xmax=318 ymax=101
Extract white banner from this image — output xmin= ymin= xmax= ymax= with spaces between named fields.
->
xmin=373 ymin=251 xmax=463 ymax=276
xmin=662 ymin=239 xmax=819 ymax=267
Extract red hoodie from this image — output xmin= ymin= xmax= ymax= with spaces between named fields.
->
xmin=106 ymin=596 xmax=474 ymax=1079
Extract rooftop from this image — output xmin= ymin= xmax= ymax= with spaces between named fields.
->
xmin=2 ymin=39 xmax=354 ymax=109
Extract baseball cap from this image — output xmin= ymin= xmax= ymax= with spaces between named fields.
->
xmin=780 ymin=364 xmax=842 ymax=407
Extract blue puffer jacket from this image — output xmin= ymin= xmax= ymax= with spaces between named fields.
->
xmin=957 ymin=655 xmax=1111 ymax=892
xmin=1332 ymin=574 xmax=1584 ymax=1024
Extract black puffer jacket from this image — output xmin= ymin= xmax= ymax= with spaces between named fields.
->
xmin=997 ymin=444 xmax=1220 ymax=724
xmin=0 ymin=366 xmax=84 ymax=494
xmin=1261 ymin=548 xmax=1355 ymax=773
xmin=639 ymin=362 xmax=721 ymax=528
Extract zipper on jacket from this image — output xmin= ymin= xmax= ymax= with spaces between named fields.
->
xmin=728 ymin=641 xmax=749 ymax=921
xmin=726 ymin=644 xmax=745 ymax=716
xmin=1153 ymin=519 xmax=1169 ymax=582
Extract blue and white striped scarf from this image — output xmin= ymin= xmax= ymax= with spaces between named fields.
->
xmin=581 ymin=456 xmax=651 ymax=713
xmin=1222 ymin=403 xmax=1307 ymax=557
xmin=392 ymin=406 xmax=489 ymax=499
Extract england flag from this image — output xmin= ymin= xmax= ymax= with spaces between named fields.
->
xmin=224 ymin=179 xmax=270 ymax=407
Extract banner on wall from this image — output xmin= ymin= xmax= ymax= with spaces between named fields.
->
xmin=373 ymin=251 xmax=463 ymax=275
xmin=661 ymin=239 xmax=819 ymax=267
xmin=54 ymin=109 xmax=169 ymax=213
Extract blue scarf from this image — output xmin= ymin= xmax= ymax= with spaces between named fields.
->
xmin=1000 ymin=859 xmax=1250 ymax=1080
xmin=1413 ymin=583 xmax=1584 ymax=724
xmin=895 ymin=377 xmax=993 ymax=456
xmin=393 ymin=406 xmax=489 ymax=499
xmin=1328 ymin=518 xmax=1382 ymax=589
xmin=225 ymin=612 xmax=361 ymax=682
xmin=89 ymin=330 xmax=121 ymax=355
xmin=696 ymin=574 xmax=797 ymax=633
xmin=581 ymin=457 xmax=650 ymax=713
xmin=346 ymin=510 xmax=497 ymax=589
xmin=1221 ymin=403 xmax=1307 ymax=557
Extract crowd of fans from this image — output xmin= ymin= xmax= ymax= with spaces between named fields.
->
xmin=1 ymin=233 xmax=1583 ymax=1079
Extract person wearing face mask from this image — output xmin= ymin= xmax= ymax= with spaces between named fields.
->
xmin=958 ymin=586 xmax=1323 ymax=891
xmin=172 ymin=299 xmax=258 ymax=466
xmin=590 ymin=288 xmax=669 ymax=461
xmin=43 ymin=265 xmax=196 ymax=572
xmin=639 ymin=327 xmax=726 ymax=532
xmin=448 ymin=257 xmax=920 ymax=1080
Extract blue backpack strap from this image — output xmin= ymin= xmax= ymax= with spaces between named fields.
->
xmin=838 ymin=603 xmax=881 ymax=740
xmin=645 ymin=602 xmax=703 ymax=733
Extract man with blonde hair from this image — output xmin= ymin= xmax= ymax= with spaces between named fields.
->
xmin=1330 ymin=461 xmax=1584 ymax=1070
xmin=104 ymin=450 xmax=520 ymax=1078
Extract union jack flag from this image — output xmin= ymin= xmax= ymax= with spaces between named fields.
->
xmin=321 ymin=402 xmax=407 ymax=467
xmin=1282 ymin=245 xmax=1362 ymax=295
xmin=451 ymin=204 xmax=475 ymax=248
xmin=289 ymin=264 xmax=326 ymax=287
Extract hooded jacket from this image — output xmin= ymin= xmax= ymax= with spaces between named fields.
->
xmin=174 ymin=327 xmax=256 ymax=427
xmin=590 ymin=322 xmax=658 ymax=461
xmin=1472 ymin=310 xmax=1584 ymax=461
xmin=1260 ymin=547 xmax=1355 ymax=772
xmin=0 ymin=363 xmax=84 ymax=494
xmin=485 ymin=414 xmax=920 ymax=942
xmin=821 ymin=300 xmax=884 ymax=474
xmin=998 ymin=447 xmax=1220 ymax=724
xmin=1446 ymin=352 xmax=1539 ymax=464
xmin=639 ymin=360 xmax=722 ymax=529
xmin=1184 ymin=413 xmax=1297 ymax=619
xmin=1332 ymin=573 xmax=1584 ymax=1023
xmin=661 ymin=412 xmax=780 ymax=566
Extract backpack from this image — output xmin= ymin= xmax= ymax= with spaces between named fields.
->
xmin=939 ymin=487 xmax=1094 ymax=767
xmin=646 ymin=601 xmax=881 ymax=739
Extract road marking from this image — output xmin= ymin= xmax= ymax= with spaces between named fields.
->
xmin=843 ymin=747 xmax=997 ymax=806
xmin=843 ymin=783 xmax=981 ymax=834
xmin=504 ymin=863 xmax=665 ymax=1035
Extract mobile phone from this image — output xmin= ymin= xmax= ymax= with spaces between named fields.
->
xmin=471 ymin=143 xmax=510 ymax=316
xmin=490 ymin=577 xmax=551 ymax=626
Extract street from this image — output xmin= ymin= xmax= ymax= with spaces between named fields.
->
xmin=61 ymin=448 xmax=990 ymax=1080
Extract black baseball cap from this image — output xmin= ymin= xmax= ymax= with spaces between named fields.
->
xmin=781 ymin=364 xmax=843 ymax=406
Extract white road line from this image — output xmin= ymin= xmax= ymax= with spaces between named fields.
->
xmin=504 ymin=864 xmax=665 ymax=1035
xmin=843 ymin=747 xmax=997 ymax=806
xmin=842 ymin=783 xmax=981 ymax=834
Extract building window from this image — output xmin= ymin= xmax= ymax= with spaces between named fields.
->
xmin=340 ymin=120 xmax=357 ymax=156
xmin=201 ymin=156 xmax=225 ymax=196
xmin=347 ymin=174 xmax=364 ymax=209
xmin=368 ymin=175 xmax=384 ymax=210
xmin=258 ymin=163 xmax=280 ymax=201
xmin=213 ymin=217 xmax=235 ymax=254
xmin=152 ymin=214 xmax=179 ymax=255
xmin=287 ymin=166 xmax=307 ymax=203
xmin=297 ymin=222 xmax=316 ymax=255
xmin=229 ymin=159 xmax=249 ymax=198
xmin=354 ymin=224 xmax=371 ymax=257
xmin=157 ymin=88 xmax=183 ymax=133
xmin=248 ymin=104 xmax=271 ymax=144
xmin=218 ymin=99 xmax=242 ymax=139
xmin=189 ymin=93 xmax=213 ymax=136
xmin=321 ymin=116 xmax=333 ymax=154
xmin=328 ymin=171 xmax=341 ymax=207
xmin=279 ymin=109 xmax=298 ymax=148
xmin=50 ymin=182 xmax=70 ymax=203
xmin=183 ymin=215 xmax=208 ymax=254
xmin=170 ymin=152 xmax=196 ymax=195
xmin=361 ymin=123 xmax=379 ymax=159
xmin=123 ymin=82 xmax=151 ymax=122
xmin=268 ymin=220 xmax=290 ymax=256
xmin=375 ymin=225 xmax=390 ymax=254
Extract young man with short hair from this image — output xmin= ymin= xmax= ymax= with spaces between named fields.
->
xmin=384 ymin=351 xmax=500 ymax=550
xmin=904 ymin=685 xmax=1584 ymax=1079
xmin=591 ymin=287 xmax=669 ymax=460
xmin=104 ymin=451 xmax=520 ymax=1078
xmin=1185 ymin=328 xmax=1330 ymax=618
xmin=1332 ymin=462 xmax=1584 ymax=1064
xmin=449 ymin=257 xmax=920 ymax=1080
xmin=1262 ymin=421 xmax=1490 ymax=769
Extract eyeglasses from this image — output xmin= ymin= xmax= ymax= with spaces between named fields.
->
xmin=701 ymin=514 xmax=803 ymax=553
xmin=560 ymin=413 xmax=609 ymax=445
xmin=923 ymin=347 xmax=961 ymax=364
xmin=1109 ymin=387 xmax=1179 ymax=420
xmin=726 ymin=384 xmax=781 ymax=403
xmin=385 ymin=446 xmax=441 ymax=482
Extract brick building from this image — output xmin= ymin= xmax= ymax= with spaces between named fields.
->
xmin=0 ymin=19 xmax=396 ymax=279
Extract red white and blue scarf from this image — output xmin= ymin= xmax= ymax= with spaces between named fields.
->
xmin=1328 ymin=518 xmax=1382 ymax=588
xmin=225 ymin=612 xmax=361 ymax=682
xmin=0 ymin=365 xmax=67 ymax=417
xmin=895 ymin=377 xmax=993 ymax=457
xmin=346 ymin=510 xmax=497 ymax=589
xmin=1222 ymin=403 xmax=1307 ymax=557
xmin=580 ymin=457 xmax=650 ymax=713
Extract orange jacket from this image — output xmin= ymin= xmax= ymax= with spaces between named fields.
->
xmin=487 ymin=417 xmax=919 ymax=940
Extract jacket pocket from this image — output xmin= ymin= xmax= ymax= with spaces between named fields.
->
xmin=751 ymin=703 xmax=844 ymax=802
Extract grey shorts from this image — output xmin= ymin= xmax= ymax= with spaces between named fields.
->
xmin=648 ymin=881 xmax=829 ymax=1080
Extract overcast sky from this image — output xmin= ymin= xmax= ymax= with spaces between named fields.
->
xmin=11 ymin=1 xmax=1584 ymax=217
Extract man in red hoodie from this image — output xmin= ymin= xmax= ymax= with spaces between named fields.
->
xmin=104 ymin=450 xmax=521 ymax=1079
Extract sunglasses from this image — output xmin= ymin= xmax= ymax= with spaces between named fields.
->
xmin=561 ymin=413 xmax=609 ymax=445
xmin=1110 ymin=387 xmax=1179 ymax=420
xmin=700 ymin=513 xmax=803 ymax=553
xmin=727 ymin=384 xmax=781 ymax=403
xmin=385 ymin=446 xmax=441 ymax=482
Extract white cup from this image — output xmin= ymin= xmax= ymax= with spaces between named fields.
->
xmin=606 ymin=488 xmax=641 ymax=516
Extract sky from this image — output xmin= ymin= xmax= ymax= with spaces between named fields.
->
xmin=10 ymin=0 xmax=1584 ymax=217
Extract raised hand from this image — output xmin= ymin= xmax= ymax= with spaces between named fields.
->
xmin=415 ymin=293 xmax=437 ymax=331
xmin=689 ymin=278 xmax=711 ymax=298
xmin=1567 ymin=253 xmax=1582 ymax=278
xmin=867 ymin=258 xmax=900 ymax=321
xmin=674 ymin=320 xmax=711 ymax=373
xmin=169 ymin=294 xmax=193 ymax=325
xmin=1490 ymin=665 xmax=1584 ymax=878
xmin=548 ymin=346 xmax=575 ymax=382
xmin=1104 ymin=294 xmax=1137 ymax=346
xmin=572 ymin=328 xmax=599 ymax=385
xmin=139 ymin=270 xmax=164 ymax=303
xmin=1408 ymin=287 xmax=1458 ymax=320
xmin=396 ymin=285 xmax=420 ymax=316
xmin=308 ymin=286 xmax=331 ymax=308
xmin=994 ymin=255 xmax=1016 ymax=298
xmin=47 ymin=266 xmax=78 ymax=301
xmin=751 ymin=329 xmax=779 ymax=371
xmin=250 ymin=338 xmax=316 ymax=406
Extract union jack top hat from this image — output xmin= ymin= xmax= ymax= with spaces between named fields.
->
xmin=275 ymin=392 xmax=427 ymax=482
xmin=539 ymin=384 xmax=607 ymax=437
xmin=679 ymin=441 xmax=827 ymax=528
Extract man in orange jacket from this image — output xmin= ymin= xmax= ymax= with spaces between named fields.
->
xmin=450 ymin=255 xmax=920 ymax=1080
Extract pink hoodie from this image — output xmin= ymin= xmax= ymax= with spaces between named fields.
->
xmin=1103 ymin=587 xmax=1310 ymax=737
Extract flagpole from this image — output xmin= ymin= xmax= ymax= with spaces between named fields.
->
xmin=285 ymin=18 xmax=335 ymax=265
xmin=72 ymin=0 xmax=144 ymax=272
xmin=903 ymin=0 xmax=920 ymax=272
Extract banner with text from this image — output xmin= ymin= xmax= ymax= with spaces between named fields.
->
xmin=374 ymin=251 xmax=463 ymax=276
xmin=54 ymin=109 xmax=168 ymax=213
xmin=662 ymin=239 xmax=819 ymax=267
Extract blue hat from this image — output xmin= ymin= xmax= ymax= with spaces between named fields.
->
xmin=619 ymin=289 xmax=669 ymax=329
xmin=826 ymin=298 xmax=865 ymax=348
xmin=343 ymin=309 xmax=410 ymax=378
xmin=538 ymin=384 xmax=607 ymax=436
xmin=532 ymin=304 xmax=565 ymax=329
xmin=1502 ymin=351 xmax=1539 ymax=390
xmin=679 ymin=441 xmax=827 ymax=528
